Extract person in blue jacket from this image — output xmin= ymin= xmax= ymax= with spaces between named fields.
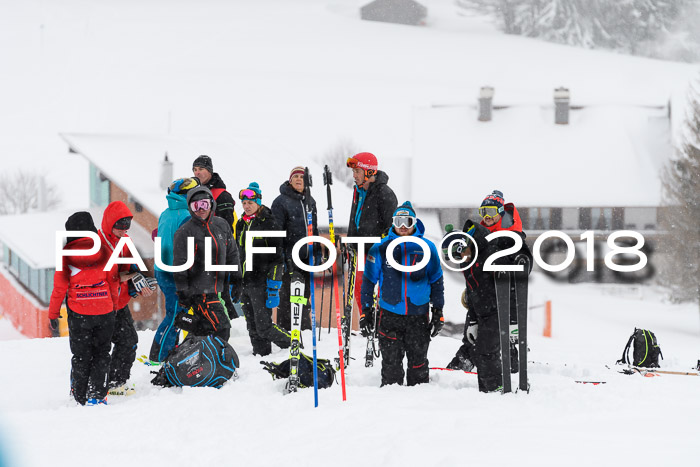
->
xmin=148 ymin=177 xmax=201 ymax=362
xmin=359 ymin=201 xmax=445 ymax=386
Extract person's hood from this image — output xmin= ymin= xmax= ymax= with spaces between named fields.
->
xmin=166 ymin=190 xmax=188 ymax=211
xmin=63 ymin=237 xmax=106 ymax=267
xmin=387 ymin=218 xmax=425 ymax=240
xmin=186 ymin=186 xmax=217 ymax=223
xmin=100 ymin=201 xmax=133 ymax=245
xmin=372 ymin=170 xmax=390 ymax=187
xmin=204 ymin=172 xmax=226 ymax=190
xmin=279 ymin=181 xmax=304 ymax=200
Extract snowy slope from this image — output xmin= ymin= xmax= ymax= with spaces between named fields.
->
xmin=1 ymin=274 xmax=699 ymax=467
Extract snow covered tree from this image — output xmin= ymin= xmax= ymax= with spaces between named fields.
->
xmin=318 ymin=138 xmax=362 ymax=189
xmin=0 ymin=170 xmax=61 ymax=215
xmin=456 ymin=0 xmax=690 ymax=58
xmin=659 ymin=75 xmax=700 ymax=309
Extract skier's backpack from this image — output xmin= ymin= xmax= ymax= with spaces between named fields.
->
xmin=151 ymin=335 xmax=239 ymax=388
xmin=616 ymin=328 xmax=663 ymax=368
xmin=260 ymin=353 xmax=336 ymax=389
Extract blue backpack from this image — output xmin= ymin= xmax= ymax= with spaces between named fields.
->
xmin=152 ymin=335 xmax=239 ymax=388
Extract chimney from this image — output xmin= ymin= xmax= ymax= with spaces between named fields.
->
xmin=160 ymin=152 xmax=173 ymax=190
xmin=478 ymin=86 xmax=494 ymax=122
xmin=554 ymin=87 xmax=570 ymax=125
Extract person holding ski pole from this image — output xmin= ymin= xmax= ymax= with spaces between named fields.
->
xmin=446 ymin=190 xmax=532 ymax=374
xmin=270 ymin=166 xmax=321 ymax=332
xmin=172 ymin=186 xmax=241 ymax=342
xmin=49 ymin=212 xmax=120 ymax=405
xmin=346 ymin=152 xmax=398 ymax=308
xmin=235 ymin=182 xmax=291 ymax=356
xmin=360 ymin=201 xmax=444 ymax=386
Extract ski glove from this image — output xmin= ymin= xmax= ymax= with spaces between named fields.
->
xmin=429 ymin=307 xmax=444 ymax=337
xmin=466 ymin=319 xmax=478 ymax=345
xmin=49 ymin=318 xmax=59 ymax=331
xmin=145 ymin=276 xmax=158 ymax=290
xmin=174 ymin=310 xmax=198 ymax=332
xmin=131 ymin=273 xmax=149 ymax=293
xmin=266 ymin=279 xmax=283 ymax=309
xmin=359 ymin=307 xmax=374 ymax=337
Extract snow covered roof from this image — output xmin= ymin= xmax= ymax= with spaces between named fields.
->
xmin=411 ymin=103 xmax=672 ymax=208
xmin=60 ymin=133 xmax=356 ymax=229
xmin=0 ymin=209 xmax=155 ymax=269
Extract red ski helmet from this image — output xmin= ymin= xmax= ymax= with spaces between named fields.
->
xmin=346 ymin=152 xmax=378 ymax=181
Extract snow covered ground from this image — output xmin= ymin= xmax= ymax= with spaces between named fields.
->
xmin=1 ymin=273 xmax=698 ymax=467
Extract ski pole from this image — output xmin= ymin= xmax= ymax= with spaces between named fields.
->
xmin=324 ymin=164 xmax=346 ymax=401
xmin=304 ymin=167 xmax=319 ymax=407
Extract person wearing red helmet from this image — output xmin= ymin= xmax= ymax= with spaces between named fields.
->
xmin=345 ymin=152 xmax=398 ymax=321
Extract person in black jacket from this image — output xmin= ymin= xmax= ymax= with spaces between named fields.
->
xmin=192 ymin=155 xmax=238 ymax=236
xmin=270 ymin=166 xmax=320 ymax=331
xmin=172 ymin=186 xmax=241 ymax=342
xmin=236 ymin=182 xmax=291 ymax=356
xmin=447 ymin=191 xmax=533 ymax=375
xmin=346 ymin=152 xmax=398 ymax=309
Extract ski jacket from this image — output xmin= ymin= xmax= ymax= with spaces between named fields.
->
xmin=461 ymin=221 xmax=501 ymax=319
xmin=202 ymin=172 xmax=238 ymax=235
xmin=270 ymin=181 xmax=320 ymax=268
xmin=235 ymin=205 xmax=284 ymax=286
xmin=154 ymin=190 xmax=191 ymax=272
xmin=173 ymin=186 xmax=242 ymax=298
xmin=361 ymin=219 xmax=444 ymax=316
xmin=98 ymin=201 xmax=136 ymax=310
xmin=49 ymin=237 xmax=119 ymax=319
xmin=347 ymin=171 xmax=398 ymax=239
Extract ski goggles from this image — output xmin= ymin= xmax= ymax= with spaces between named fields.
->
xmin=346 ymin=157 xmax=377 ymax=176
xmin=238 ymin=189 xmax=261 ymax=201
xmin=478 ymin=205 xmax=503 ymax=219
xmin=190 ymin=199 xmax=212 ymax=212
xmin=113 ymin=217 xmax=132 ymax=230
xmin=392 ymin=215 xmax=416 ymax=229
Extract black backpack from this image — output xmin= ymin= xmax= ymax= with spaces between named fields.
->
xmin=152 ymin=335 xmax=240 ymax=388
xmin=260 ymin=353 xmax=336 ymax=389
xmin=617 ymin=328 xmax=663 ymax=368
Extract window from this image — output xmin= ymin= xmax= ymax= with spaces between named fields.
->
xmin=592 ymin=207 xmax=613 ymax=231
xmin=550 ymin=208 xmax=563 ymax=230
xmin=532 ymin=207 xmax=550 ymax=230
xmin=89 ymin=164 xmax=110 ymax=208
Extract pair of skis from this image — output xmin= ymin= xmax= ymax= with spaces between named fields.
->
xmin=494 ymin=255 xmax=530 ymax=393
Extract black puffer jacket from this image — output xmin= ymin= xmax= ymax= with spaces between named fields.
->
xmin=202 ymin=172 xmax=237 ymax=230
xmin=270 ymin=181 xmax=320 ymax=267
xmin=347 ymin=171 xmax=398 ymax=238
xmin=235 ymin=205 xmax=285 ymax=286
xmin=173 ymin=186 xmax=242 ymax=297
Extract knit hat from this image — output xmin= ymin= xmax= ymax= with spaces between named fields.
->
xmin=289 ymin=166 xmax=305 ymax=182
xmin=393 ymin=200 xmax=416 ymax=218
xmin=64 ymin=211 xmax=98 ymax=245
xmin=168 ymin=177 xmax=200 ymax=195
xmin=241 ymin=182 xmax=262 ymax=205
xmin=480 ymin=190 xmax=505 ymax=212
xmin=192 ymin=155 xmax=213 ymax=174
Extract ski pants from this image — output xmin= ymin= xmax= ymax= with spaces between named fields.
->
xmin=67 ymin=309 xmax=115 ymax=404
xmin=277 ymin=268 xmax=311 ymax=331
xmin=242 ymin=283 xmax=291 ymax=356
xmin=108 ymin=305 xmax=138 ymax=388
xmin=472 ymin=311 xmax=503 ymax=392
xmin=377 ymin=310 xmax=430 ymax=386
xmin=149 ymin=270 xmax=182 ymax=362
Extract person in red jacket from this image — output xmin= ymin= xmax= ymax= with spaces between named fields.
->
xmin=49 ymin=212 xmax=120 ymax=405
xmin=98 ymin=201 xmax=156 ymax=390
